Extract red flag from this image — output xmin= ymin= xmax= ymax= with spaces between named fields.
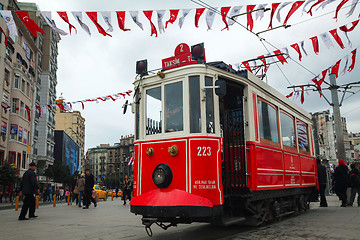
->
xmin=286 ymin=92 xmax=294 ymax=98
xmin=312 ymin=77 xmax=324 ymax=97
xmin=76 ymin=101 xmax=85 ymax=110
xmin=116 ymin=11 xmax=130 ymax=31
xmin=310 ymin=36 xmax=320 ymax=54
xmin=300 ymin=86 xmax=305 ymax=104
xmin=268 ymin=3 xmax=281 ymax=29
xmin=86 ymin=12 xmax=112 ymax=37
xmin=16 ymin=11 xmax=45 ymax=38
xmin=57 ymin=103 xmax=66 ymax=111
xmin=35 ymin=106 xmax=42 ymax=118
xmin=0 ymin=26 xmax=8 ymax=45
xmin=339 ymin=20 xmax=360 ymax=32
xmin=283 ymin=1 xmax=305 ymax=25
xmin=242 ymin=61 xmax=252 ymax=73
xmin=291 ymin=43 xmax=302 ymax=61
xmin=25 ymin=106 xmax=31 ymax=121
xmin=334 ymin=0 xmax=349 ymax=20
xmin=165 ymin=9 xmax=179 ymax=28
xmin=246 ymin=5 xmax=256 ymax=31
xmin=67 ymin=102 xmax=73 ymax=110
xmin=258 ymin=55 xmax=268 ymax=72
xmin=106 ymin=95 xmax=117 ymax=101
xmin=57 ymin=12 xmax=77 ymax=35
xmin=319 ymin=69 xmax=328 ymax=83
xmin=348 ymin=49 xmax=357 ymax=72
xmin=220 ymin=7 xmax=231 ymax=31
xmin=143 ymin=11 xmax=158 ymax=37
xmin=274 ymin=50 xmax=288 ymax=64
xmin=195 ymin=8 xmax=205 ymax=28
xmin=307 ymin=0 xmax=326 ymax=16
xmin=329 ymin=29 xmax=345 ymax=49
xmin=330 ymin=59 xmax=342 ymax=78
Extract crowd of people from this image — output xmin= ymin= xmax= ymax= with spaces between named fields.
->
xmin=318 ymin=158 xmax=360 ymax=207
xmin=17 ymin=163 xmax=133 ymax=220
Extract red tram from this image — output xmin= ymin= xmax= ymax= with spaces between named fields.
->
xmin=129 ymin=43 xmax=318 ymax=234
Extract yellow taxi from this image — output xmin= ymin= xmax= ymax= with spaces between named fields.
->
xmin=93 ymin=185 xmax=107 ymax=200
xmin=107 ymin=189 xmax=123 ymax=197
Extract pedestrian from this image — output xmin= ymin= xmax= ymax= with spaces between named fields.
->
xmin=115 ymin=186 xmax=119 ymax=198
xmin=83 ymin=169 xmax=97 ymax=209
xmin=122 ymin=174 xmax=132 ymax=205
xmin=334 ymin=158 xmax=349 ymax=207
xmin=49 ymin=186 xmax=53 ymax=202
xmin=77 ymin=173 xmax=85 ymax=208
xmin=18 ymin=162 xmax=39 ymax=220
xmin=59 ymin=188 xmax=64 ymax=201
xmin=317 ymin=158 xmax=328 ymax=207
xmin=348 ymin=163 xmax=360 ymax=206
xmin=56 ymin=187 xmax=60 ymax=201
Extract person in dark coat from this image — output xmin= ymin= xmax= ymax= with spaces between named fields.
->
xmin=317 ymin=158 xmax=328 ymax=207
xmin=18 ymin=162 xmax=39 ymax=220
xmin=122 ymin=174 xmax=132 ymax=205
xmin=334 ymin=159 xmax=349 ymax=207
xmin=83 ymin=169 xmax=96 ymax=209
xmin=348 ymin=163 xmax=360 ymax=206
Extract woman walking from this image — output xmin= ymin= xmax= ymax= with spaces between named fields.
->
xmin=76 ymin=173 xmax=85 ymax=207
xmin=334 ymin=159 xmax=349 ymax=207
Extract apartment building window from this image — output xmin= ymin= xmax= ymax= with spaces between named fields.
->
xmin=17 ymin=153 xmax=21 ymax=169
xmin=10 ymin=124 xmax=18 ymax=140
xmin=22 ymin=151 xmax=26 ymax=169
xmin=25 ymin=105 xmax=29 ymax=120
xmin=26 ymin=82 xmax=30 ymax=96
xmin=21 ymin=79 xmax=25 ymax=92
xmin=4 ymin=69 xmax=10 ymax=86
xmin=9 ymin=152 xmax=16 ymax=164
xmin=20 ymin=101 xmax=24 ymax=117
xmin=12 ymin=98 xmax=19 ymax=114
xmin=18 ymin=127 xmax=23 ymax=142
xmin=0 ymin=4 xmax=3 ymax=10
xmin=14 ymin=75 xmax=19 ymax=88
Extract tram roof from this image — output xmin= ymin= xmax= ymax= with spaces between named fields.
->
xmin=134 ymin=62 xmax=312 ymax=121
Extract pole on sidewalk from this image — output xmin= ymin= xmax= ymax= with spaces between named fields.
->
xmin=36 ymin=195 xmax=39 ymax=209
xmin=67 ymin=194 xmax=70 ymax=205
xmin=15 ymin=196 xmax=19 ymax=211
xmin=53 ymin=194 xmax=56 ymax=207
xmin=329 ymin=73 xmax=346 ymax=161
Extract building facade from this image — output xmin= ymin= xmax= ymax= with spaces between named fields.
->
xmin=86 ymin=135 xmax=134 ymax=183
xmin=54 ymin=130 xmax=80 ymax=175
xmin=312 ymin=110 xmax=352 ymax=164
xmin=55 ymin=109 xmax=85 ymax=172
xmin=349 ymin=132 xmax=360 ymax=161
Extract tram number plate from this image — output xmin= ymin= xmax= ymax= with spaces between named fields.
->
xmin=197 ymin=147 xmax=211 ymax=157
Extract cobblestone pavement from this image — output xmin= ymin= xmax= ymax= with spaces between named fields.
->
xmin=0 ymin=195 xmax=360 ymax=240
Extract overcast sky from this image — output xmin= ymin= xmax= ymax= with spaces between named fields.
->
xmin=18 ymin=0 xmax=360 ymax=150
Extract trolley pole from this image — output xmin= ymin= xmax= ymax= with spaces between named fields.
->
xmin=329 ymin=73 xmax=346 ymax=161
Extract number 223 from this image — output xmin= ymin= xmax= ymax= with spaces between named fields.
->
xmin=197 ymin=147 xmax=211 ymax=156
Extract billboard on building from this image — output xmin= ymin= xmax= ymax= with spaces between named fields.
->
xmin=54 ymin=130 xmax=80 ymax=175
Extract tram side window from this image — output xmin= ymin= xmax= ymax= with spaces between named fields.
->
xmin=165 ymin=82 xmax=183 ymax=132
xmin=146 ymin=87 xmax=162 ymax=135
xmin=297 ymin=120 xmax=309 ymax=152
xmin=280 ymin=112 xmax=296 ymax=148
xmin=205 ymin=77 xmax=215 ymax=134
xmin=189 ymin=76 xmax=201 ymax=133
xmin=258 ymin=99 xmax=279 ymax=143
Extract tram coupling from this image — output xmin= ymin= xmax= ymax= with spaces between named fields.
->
xmin=142 ymin=217 xmax=178 ymax=237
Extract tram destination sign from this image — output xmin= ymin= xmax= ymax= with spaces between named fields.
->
xmin=162 ymin=43 xmax=202 ymax=70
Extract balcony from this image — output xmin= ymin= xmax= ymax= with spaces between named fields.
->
xmin=47 ymin=133 xmax=54 ymax=141
xmin=37 ymin=78 xmax=41 ymax=85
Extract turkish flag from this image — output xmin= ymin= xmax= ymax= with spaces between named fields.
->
xmin=195 ymin=8 xmax=205 ymax=28
xmin=273 ymin=50 xmax=288 ymax=64
xmin=307 ymin=0 xmax=326 ymax=16
xmin=57 ymin=12 xmax=77 ymax=35
xmin=143 ymin=11 xmax=158 ymax=37
xmin=310 ymin=36 xmax=320 ymax=54
xmin=166 ymin=9 xmax=179 ymax=28
xmin=330 ymin=59 xmax=342 ymax=78
xmin=329 ymin=29 xmax=345 ymax=49
xmin=220 ymin=7 xmax=231 ymax=31
xmin=268 ymin=3 xmax=281 ymax=29
xmin=283 ymin=1 xmax=305 ymax=25
xmin=291 ymin=43 xmax=302 ymax=61
xmin=0 ymin=26 xmax=8 ymax=45
xmin=116 ymin=11 xmax=130 ymax=31
xmin=300 ymin=86 xmax=305 ymax=104
xmin=334 ymin=0 xmax=349 ymax=20
xmin=86 ymin=12 xmax=112 ymax=37
xmin=16 ymin=11 xmax=45 ymax=38
xmin=246 ymin=5 xmax=256 ymax=31
xmin=312 ymin=77 xmax=324 ymax=97
xmin=286 ymin=92 xmax=294 ymax=98
xmin=242 ymin=61 xmax=252 ymax=73
xmin=348 ymin=49 xmax=357 ymax=72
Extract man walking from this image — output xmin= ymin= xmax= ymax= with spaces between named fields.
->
xmin=122 ymin=174 xmax=132 ymax=205
xmin=317 ymin=158 xmax=328 ymax=207
xmin=18 ymin=162 xmax=39 ymax=220
xmin=77 ymin=173 xmax=85 ymax=207
xmin=83 ymin=169 xmax=96 ymax=209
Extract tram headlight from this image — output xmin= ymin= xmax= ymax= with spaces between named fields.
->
xmin=152 ymin=164 xmax=173 ymax=189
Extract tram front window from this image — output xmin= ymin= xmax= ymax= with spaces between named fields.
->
xmin=165 ymin=82 xmax=183 ymax=133
xmin=146 ymin=87 xmax=162 ymax=135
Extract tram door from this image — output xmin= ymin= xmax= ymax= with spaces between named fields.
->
xmin=219 ymin=80 xmax=247 ymax=197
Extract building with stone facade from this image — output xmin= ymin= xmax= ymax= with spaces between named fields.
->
xmin=86 ymin=135 xmax=134 ymax=183
xmin=349 ymin=132 xmax=360 ymax=161
xmin=312 ymin=110 xmax=352 ymax=164
xmin=0 ymin=0 xmax=60 ymax=179
xmin=55 ymin=109 xmax=85 ymax=172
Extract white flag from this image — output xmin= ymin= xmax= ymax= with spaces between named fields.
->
xmin=157 ymin=10 xmax=165 ymax=34
xmin=233 ymin=63 xmax=240 ymax=71
xmin=346 ymin=0 xmax=359 ymax=17
xmin=300 ymin=41 xmax=308 ymax=56
xmin=256 ymin=4 xmax=268 ymax=20
xmin=205 ymin=8 xmax=217 ymax=30
xmin=0 ymin=11 xmax=17 ymax=41
xmin=316 ymin=0 xmax=337 ymax=10
xmin=302 ymin=0 xmax=317 ymax=15
xmin=277 ymin=2 xmax=292 ymax=23
xmin=101 ymin=11 xmax=113 ymax=32
xmin=319 ymin=32 xmax=334 ymax=49
xmin=41 ymin=11 xmax=67 ymax=36
xmin=72 ymin=12 xmax=91 ymax=36
xmin=228 ymin=6 xmax=242 ymax=26
xmin=265 ymin=53 xmax=275 ymax=64
xmin=281 ymin=47 xmax=290 ymax=56
xmin=179 ymin=9 xmax=191 ymax=29
xmin=129 ymin=11 xmax=144 ymax=30
xmin=341 ymin=54 xmax=349 ymax=75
